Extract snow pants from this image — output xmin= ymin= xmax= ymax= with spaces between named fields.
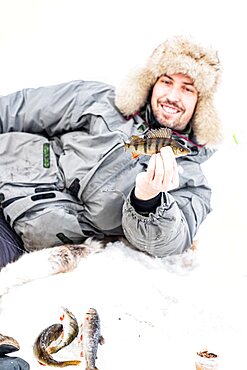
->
xmin=0 ymin=211 xmax=24 ymax=270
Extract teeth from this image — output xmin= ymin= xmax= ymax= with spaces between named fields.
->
xmin=162 ymin=106 xmax=178 ymax=114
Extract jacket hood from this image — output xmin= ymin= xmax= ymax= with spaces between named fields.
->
xmin=115 ymin=36 xmax=222 ymax=148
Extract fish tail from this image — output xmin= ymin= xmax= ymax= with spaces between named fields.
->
xmin=38 ymin=358 xmax=81 ymax=367
xmin=58 ymin=360 xmax=81 ymax=367
xmin=124 ymin=142 xmax=131 ymax=151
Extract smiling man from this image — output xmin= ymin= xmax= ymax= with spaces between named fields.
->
xmin=0 ymin=35 xmax=222 ymax=268
xmin=151 ymin=73 xmax=198 ymax=130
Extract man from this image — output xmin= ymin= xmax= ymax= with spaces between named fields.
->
xmin=0 ymin=35 xmax=222 ymax=269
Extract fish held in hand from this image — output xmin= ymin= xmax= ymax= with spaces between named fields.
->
xmin=124 ymin=127 xmax=191 ymax=159
xmin=33 ymin=323 xmax=81 ymax=367
xmin=78 ymin=308 xmax=105 ymax=370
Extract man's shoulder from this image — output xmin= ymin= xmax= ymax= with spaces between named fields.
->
xmin=183 ymin=146 xmax=217 ymax=165
xmin=67 ymin=79 xmax=114 ymax=91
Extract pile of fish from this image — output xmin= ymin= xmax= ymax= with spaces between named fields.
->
xmin=33 ymin=306 xmax=104 ymax=368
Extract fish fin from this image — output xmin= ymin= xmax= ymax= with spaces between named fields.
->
xmin=38 ymin=361 xmax=46 ymax=366
xmin=146 ymin=127 xmax=172 ymax=139
xmin=131 ymin=152 xmax=140 ymax=159
xmin=131 ymin=135 xmax=142 ymax=141
xmin=99 ymin=335 xmax=105 ymax=345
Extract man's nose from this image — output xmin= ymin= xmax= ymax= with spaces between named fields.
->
xmin=167 ymin=87 xmax=180 ymax=101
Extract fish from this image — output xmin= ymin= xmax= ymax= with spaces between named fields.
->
xmin=124 ymin=127 xmax=191 ymax=159
xmin=78 ymin=308 xmax=105 ymax=370
xmin=33 ymin=323 xmax=81 ymax=367
xmin=46 ymin=306 xmax=79 ymax=354
xmin=33 ymin=307 xmax=81 ymax=367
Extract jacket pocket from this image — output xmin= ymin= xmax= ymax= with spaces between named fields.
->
xmin=0 ymin=132 xmax=63 ymax=187
xmin=2 ymin=191 xmax=86 ymax=251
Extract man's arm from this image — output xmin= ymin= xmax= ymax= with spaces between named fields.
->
xmin=122 ymin=149 xmax=211 ymax=257
xmin=0 ymin=80 xmax=113 ymax=136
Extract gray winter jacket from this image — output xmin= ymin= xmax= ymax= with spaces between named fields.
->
xmin=0 ymin=80 xmax=213 ymax=256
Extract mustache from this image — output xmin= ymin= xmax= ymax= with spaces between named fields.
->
xmin=159 ymin=98 xmax=184 ymax=111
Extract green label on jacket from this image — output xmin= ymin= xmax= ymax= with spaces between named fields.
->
xmin=43 ymin=143 xmax=51 ymax=168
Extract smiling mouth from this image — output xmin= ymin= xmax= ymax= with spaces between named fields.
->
xmin=161 ymin=104 xmax=181 ymax=114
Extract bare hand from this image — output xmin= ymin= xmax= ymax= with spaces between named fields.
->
xmin=134 ymin=146 xmax=179 ymax=200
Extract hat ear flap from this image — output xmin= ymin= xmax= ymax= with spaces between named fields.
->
xmin=115 ymin=67 xmax=156 ymax=117
xmin=192 ymin=95 xmax=223 ymax=148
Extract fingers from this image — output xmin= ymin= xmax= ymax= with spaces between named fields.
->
xmin=171 ymin=154 xmax=179 ymax=188
xmin=135 ymin=147 xmax=179 ymax=200
xmin=146 ymin=154 xmax=156 ymax=182
xmin=147 ymin=146 xmax=179 ymax=192
xmin=146 ymin=153 xmax=164 ymax=187
xmin=159 ymin=147 xmax=174 ymax=190
xmin=160 ymin=146 xmax=179 ymax=190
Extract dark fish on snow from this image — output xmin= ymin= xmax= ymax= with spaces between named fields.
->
xmin=33 ymin=307 xmax=80 ymax=367
xmin=124 ymin=127 xmax=191 ymax=158
xmin=46 ymin=306 xmax=79 ymax=354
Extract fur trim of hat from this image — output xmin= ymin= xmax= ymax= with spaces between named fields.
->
xmin=115 ymin=36 xmax=222 ymax=147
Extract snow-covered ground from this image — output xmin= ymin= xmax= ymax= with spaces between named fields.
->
xmin=0 ymin=1 xmax=246 ymax=369
xmin=0 ymin=136 xmax=245 ymax=370
xmin=0 ymin=224 xmax=245 ymax=370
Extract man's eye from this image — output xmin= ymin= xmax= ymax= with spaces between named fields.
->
xmin=182 ymin=86 xmax=193 ymax=93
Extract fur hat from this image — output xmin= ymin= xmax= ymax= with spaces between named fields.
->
xmin=115 ymin=36 xmax=222 ymax=147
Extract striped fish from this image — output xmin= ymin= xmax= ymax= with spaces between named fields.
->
xmin=124 ymin=127 xmax=191 ymax=159
xmin=33 ymin=307 xmax=81 ymax=367
xmin=33 ymin=323 xmax=81 ymax=367
xmin=46 ymin=306 xmax=79 ymax=354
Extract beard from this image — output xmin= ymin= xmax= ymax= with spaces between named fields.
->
xmin=151 ymin=99 xmax=189 ymax=131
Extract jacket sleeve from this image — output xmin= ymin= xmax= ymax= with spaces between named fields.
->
xmin=0 ymin=80 xmax=114 ymax=136
xmin=121 ymin=159 xmax=212 ymax=257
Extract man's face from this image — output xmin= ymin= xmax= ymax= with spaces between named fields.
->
xmin=150 ymin=73 xmax=198 ymax=131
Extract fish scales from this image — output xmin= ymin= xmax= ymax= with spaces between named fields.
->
xmin=33 ymin=323 xmax=81 ymax=367
xmin=47 ymin=307 xmax=79 ymax=354
xmin=33 ymin=307 xmax=81 ymax=367
xmin=79 ymin=308 xmax=105 ymax=370
xmin=124 ymin=127 xmax=191 ymax=158
xmin=147 ymin=137 xmax=172 ymax=154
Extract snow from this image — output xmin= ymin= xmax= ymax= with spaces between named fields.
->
xmin=0 ymin=161 xmax=246 ymax=370
xmin=0 ymin=1 xmax=246 ymax=369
